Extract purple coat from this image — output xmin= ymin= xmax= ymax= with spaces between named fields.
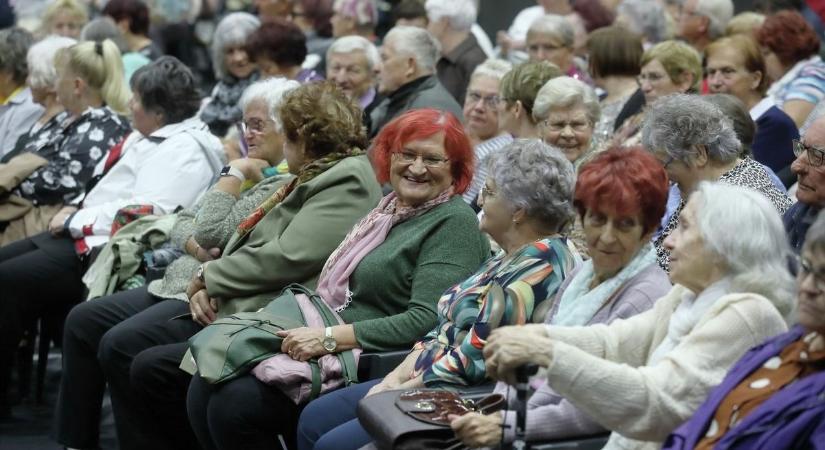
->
xmin=662 ymin=325 xmax=825 ymax=450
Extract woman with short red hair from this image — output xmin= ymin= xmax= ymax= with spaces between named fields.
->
xmin=186 ymin=108 xmax=491 ymax=449
xmin=756 ymin=10 xmax=825 ymax=130
xmin=452 ymin=146 xmax=673 ymax=447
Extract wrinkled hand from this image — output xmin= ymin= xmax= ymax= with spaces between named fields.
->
xmin=450 ymin=411 xmax=504 ymax=448
xmin=229 ymin=157 xmax=270 ymax=183
xmin=483 ymin=325 xmax=553 ymax=386
xmin=365 ymin=377 xmax=401 ymax=397
xmin=189 ymin=289 xmax=218 ymax=326
xmin=48 ymin=206 xmax=78 ymax=236
xmin=186 ymin=271 xmax=207 ymax=299
xmin=277 ymin=327 xmax=326 ymax=362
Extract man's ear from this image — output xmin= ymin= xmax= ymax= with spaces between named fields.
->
xmin=403 ymin=56 xmax=417 ymax=80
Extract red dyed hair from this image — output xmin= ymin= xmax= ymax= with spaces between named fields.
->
xmin=756 ymin=11 xmax=820 ymax=67
xmin=575 ymin=146 xmax=669 ymax=234
xmin=371 ymin=109 xmax=474 ymax=194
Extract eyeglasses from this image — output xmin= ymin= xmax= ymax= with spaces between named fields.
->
xmin=637 ymin=72 xmax=667 ymax=85
xmin=797 ymin=256 xmax=825 ymax=291
xmin=542 ymin=119 xmax=591 ymax=132
xmin=392 ymin=150 xmax=450 ymax=167
xmin=465 ymin=91 xmax=500 ymax=109
xmin=659 ymin=154 xmax=676 ymax=169
xmin=239 ymin=118 xmax=270 ymax=136
xmin=793 ymin=139 xmax=825 ymax=167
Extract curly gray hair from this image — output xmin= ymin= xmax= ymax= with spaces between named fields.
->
xmin=487 ymin=139 xmax=575 ymax=231
xmin=239 ymin=77 xmax=301 ymax=132
xmin=0 ymin=28 xmax=34 ymax=86
xmin=641 ymin=94 xmax=741 ymax=164
xmin=617 ymin=0 xmax=669 ymax=43
xmin=26 ymin=35 xmax=76 ymax=90
xmin=527 ymin=14 xmax=575 ymax=49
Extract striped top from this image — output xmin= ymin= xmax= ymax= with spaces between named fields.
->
xmin=411 ymin=237 xmax=577 ymax=387
xmin=462 ymin=133 xmax=514 ymax=204
xmin=768 ymin=55 xmax=825 ymax=130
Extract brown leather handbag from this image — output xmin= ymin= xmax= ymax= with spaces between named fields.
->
xmin=357 ymin=389 xmax=505 ymax=450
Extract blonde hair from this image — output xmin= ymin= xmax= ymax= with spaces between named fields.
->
xmin=57 ymin=39 xmax=130 ymax=114
xmin=640 ymin=40 xmax=703 ymax=93
xmin=40 ymin=0 xmax=89 ymax=37
xmin=725 ymin=12 xmax=765 ymax=36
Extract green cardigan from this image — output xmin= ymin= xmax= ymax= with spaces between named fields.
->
xmin=341 ymin=196 xmax=490 ymax=351
xmin=204 ymin=155 xmax=382 ymax=317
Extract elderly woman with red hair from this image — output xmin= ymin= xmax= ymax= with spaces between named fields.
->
xmin=757 ymin=10 xmax=825 ymax=131
xmin=452 ymin=147 xmax=673 ymax=447
xmin=186 ymin=108 xmax=490 ymax=450
xmin=296 ymin=138 xmax=581 ymax=450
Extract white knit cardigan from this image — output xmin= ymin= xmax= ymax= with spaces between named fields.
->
xmin=542 ymin=284 xmax=788 ymax=450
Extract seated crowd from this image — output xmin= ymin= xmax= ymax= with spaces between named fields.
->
xmin=0 ymin=0 xmax=823 ymax=449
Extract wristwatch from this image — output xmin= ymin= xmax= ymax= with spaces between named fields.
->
xmin=322 ymin=326 xmax=338 ymax=352
xmin=220 ymin=165 xmax=246 ymax=183
xmin=196 ymin=263 xmax=207 ymax=283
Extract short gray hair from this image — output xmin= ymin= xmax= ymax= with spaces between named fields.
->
xmin=527 ymin=15 xmax=574 ymax=48
xmin=533 ymin=76 xmax=600 ymax=124
xmin=488 ymin=138 xmax=576 ymax=231
xmin=693 ymin=181 xmax=794 ymax=317
xmin=27 ymin=35 xmax=76 ymax=90
xmin=327 ymin=35 xmax=380 ymax=71
xmin=239 ymin=77 xmax=301 ymax=132
xmin=80 ymin=17 xmax=128 ymax=54
xmin=641 ymin=94 xmax=741 ymax=164
xmin=616 ymin=0 xmax=669 ymax=43
xmin=425 ymin=0 xmax=477 ymax=32
xmin=695 ymin=0 xmax=734 ymax=39
xmin=384 ymin=26 xmax=441 ymax=73
xmin=212 ymin=12 xmax=261 ymax=81
xmin=470 ymin=58 xmax=512 ymax=83
xmin=0 ymin=28 xmax=34 ymax=85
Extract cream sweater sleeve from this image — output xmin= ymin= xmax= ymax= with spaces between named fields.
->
xmin=541 ymin=293 xmax=787 ymax=442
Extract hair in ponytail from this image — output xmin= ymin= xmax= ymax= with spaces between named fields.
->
xmin=56 ymin=39 xmax=131 ymax=114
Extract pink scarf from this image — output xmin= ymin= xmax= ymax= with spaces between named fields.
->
xmin=316 ymin=188 xmax=455 ymax=311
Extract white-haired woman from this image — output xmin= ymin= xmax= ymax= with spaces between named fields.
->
xmin=53 ymin=76 xmax=300 ymax=449
xmin=526 ymin=15 xmax=590 ymax=85
xmin=645 ymin=94 xmax=792 ymax=272
xmin=482 ymin=181 xmax=793 ymax=450
xmin=533 ymin=76 xmax=600 ymax=169
xmin=325 ymin=35 xmax=380 ymax=110
xmin=3 ymin=35 xmax=76 ymax=159
xmin=200 ymin=12 xmax=260 ymax=138
xmin=462 ymin=58 xmax=513 ymax=203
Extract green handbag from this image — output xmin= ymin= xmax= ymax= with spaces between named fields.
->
xmin=187 ymin=284 xmax=359 ymax=398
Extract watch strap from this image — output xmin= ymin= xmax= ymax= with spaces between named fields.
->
xmin=220 ymin=165 xmax=246 ymax=183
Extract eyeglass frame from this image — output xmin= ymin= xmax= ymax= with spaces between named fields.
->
xmin=465 ymin=91 xmax=501 ymax=109
xmin=391 ymin=150 xmax=451 ymax=168
xmin=239 ymin=118 xmax=272 ymax=137
xmin=541 ymin=118 xmax=592 ymax=133
xmin=480 ymin=183 xmax=497 ymax=200
xmin=636 ymin=72 xmax=668 ymax=85
xmin=796 ymin=255 xmax=825 ymax=291
xmin=793 ymin=139 xmax=825 ymax=167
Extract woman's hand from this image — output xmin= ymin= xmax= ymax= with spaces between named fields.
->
xmin=189 ymin=289 xmax=218 ymax=326
xmin=450 ymin=411 xmax=504 ymax=448
xmin=48 ymin=205 xmax=79 ymax=236
xmin=185 ymin=237 xmax=221 ymax=262
xmin=484 ymin=325 xmax=553 ymax=386
xmin=186 ymin=270 xmax=207 ymax=299
xmin=229 ymin=157 xmax=270 ymax=183
xmin=277 ymin=327 xmax=327 ymax=361
xmin=365 ymin=377 xmax=402 ymax=397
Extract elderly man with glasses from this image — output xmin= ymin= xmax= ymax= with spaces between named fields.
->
xmin=786 ymin=116 xmax=825 ymax=251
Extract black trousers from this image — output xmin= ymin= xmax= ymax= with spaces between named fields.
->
xmin=53 ymin=283 xmax=202 ymax=450
xmin=187 ymin=373 xmax=304 ymax=450
xmin=0 ymin=233 xmax=83 ymax=410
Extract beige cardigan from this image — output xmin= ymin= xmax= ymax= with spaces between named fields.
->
xmin=543 ymin=284 xmax=788 ymax=450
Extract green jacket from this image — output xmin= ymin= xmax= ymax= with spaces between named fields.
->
xmin=204 ymin=155 xmax=381 ymax=318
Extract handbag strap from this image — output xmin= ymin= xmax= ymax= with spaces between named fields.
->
xmin=309 ymin=359 xmax=322 ymax=399
xmin=306 ymin=289 xmax=360 ymax=385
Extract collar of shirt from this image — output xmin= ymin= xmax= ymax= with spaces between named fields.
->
xmin=0 ymin=86 xmax=24 ymax=106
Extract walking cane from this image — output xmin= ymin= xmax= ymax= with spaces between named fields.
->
xmin=508 ymin=363 xmax=538 ymax=450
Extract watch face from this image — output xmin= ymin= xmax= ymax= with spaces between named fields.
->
xmin=323 ymin=337 xmax=336 ymax=352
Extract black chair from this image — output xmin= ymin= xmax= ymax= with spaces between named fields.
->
xmin=357 ymin=350 xmax=408 ymax=381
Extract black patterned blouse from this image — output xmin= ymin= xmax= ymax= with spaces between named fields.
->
xmin=13 ymin=106 xmax=131 ymax=206
xmin=654 ymin=157 xmax=793 ymax=272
